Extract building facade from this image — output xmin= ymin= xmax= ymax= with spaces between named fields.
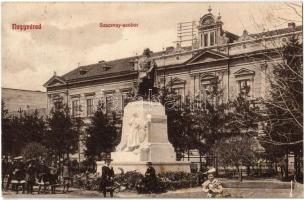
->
xmin=2 ymin=88 xmax=47 ymax=117
xmin=44 ymin=10 xmax=302 ymax=161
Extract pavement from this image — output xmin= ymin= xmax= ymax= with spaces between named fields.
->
xmin=2 ymin=180 xmax=303 ymax=198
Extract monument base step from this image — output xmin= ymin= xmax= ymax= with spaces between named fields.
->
xmin=97 ymin=161 xmax=191 ymax=174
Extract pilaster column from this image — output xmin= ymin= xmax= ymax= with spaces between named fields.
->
xmin=260 ymin=62 xmax=268 ymax=98
xmin=189 ymin=74 xmax=195 ymax=97
xmin=195 ymin=74 xmax=201 ymax=97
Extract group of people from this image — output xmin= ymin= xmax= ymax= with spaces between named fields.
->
xmin=3 ymin=156 xmax=223 ymax=198
xmin=2 ymin=157 xmax=72 ymax=194
xmin=100 ymin=158 xmax=224 ymax=198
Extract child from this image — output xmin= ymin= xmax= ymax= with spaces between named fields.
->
xmin=202 ymin=168 xmax=223 ymax=198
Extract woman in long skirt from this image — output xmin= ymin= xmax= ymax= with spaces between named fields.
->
xmin=62 ymin=160 xmax=71 ymax=193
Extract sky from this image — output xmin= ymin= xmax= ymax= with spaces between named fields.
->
xmin=2 ymin=2 xmax=302 ymax=91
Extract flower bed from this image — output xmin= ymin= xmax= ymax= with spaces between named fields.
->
xmin=73 ymin=171 xmax=202 ymax=192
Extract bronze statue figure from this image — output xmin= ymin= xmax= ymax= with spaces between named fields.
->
xmin=136 ymin=48 xmax=158 ymax=99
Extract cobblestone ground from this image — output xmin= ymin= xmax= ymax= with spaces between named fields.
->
xmin=2 ymin=186 xmax=302 ymax=198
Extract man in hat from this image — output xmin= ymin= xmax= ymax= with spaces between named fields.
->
xmin=5 ymin=159 xmax=14 ymax=191
xmin=14 ymin=161 xmax=26 ymax=194
xmin=202 ymin=168 xmax=223 ymax=198
xmin=37 ymin=160 xmax=50 ymax=194
xmin=26 ymin=159 xmax=36 ymax=194
xmin=136 ymin=48 xmax=157 ymax=99
xmin=143 ymin=162 xmax=157 ymax=193
xmin=2 ymin=157 xmax=8 ymax=191
xmin=100 ymin=158 xmax=114 ymax=197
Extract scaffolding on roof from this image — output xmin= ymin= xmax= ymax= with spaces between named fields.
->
xmin=173 ymin=21 xmax=198 ymax=50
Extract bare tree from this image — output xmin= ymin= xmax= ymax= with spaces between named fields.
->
xmin=241 ymin=4 xmax=303 ymax=180
xmin=211 ymin=135 xmax=257 ymax=181
xmin=236 ymin=3 xmax=303 ymax=146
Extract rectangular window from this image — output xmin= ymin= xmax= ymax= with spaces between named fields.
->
xmin=120 ymin=88 xmax=132 ymax=108
xmin=170 ymin=87 xmax=183 ymax=108
xmin=106 ymin=95 xmax=114 ymax=114
xmin=201 ymin=79 xmax=218 ymax=107
xmin=51 ymin=94 xmax=63 ymax=107
xmin=204 ymin=33 xmax=208 ymax=47
xmin=122 ymin=93 xmax=131 ymax=108
xmin=238 ymin=79 xmax=251 ymax=96
xmin=87 ymin=99 xmax=93 ymax=116
xmin=72 ymin=100 xmax=80 ymax=117
xmin=210 ymin=32 xmax=215 ymax=46
xmin=172 ymin=87 xmax=183 ymax=96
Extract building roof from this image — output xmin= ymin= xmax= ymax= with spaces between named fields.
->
xmin=45 ymin=24 xmax=302 ymax=87
xmin=62 ymin=57 xmax=136 ymax=82
xmin=224 ymin=30 xmax=240 ymax=41
xmin=2 ymin=87 xmax=47 ymax=113
xmin=61 ymin=49 xmax=171 ymax=82
xmin=248 ymin=25 xmax=302 ymax=38
xmin=2 ymin=87 xmax=46 ymax=93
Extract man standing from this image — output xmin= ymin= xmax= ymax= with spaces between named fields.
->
xmin=2 ymin=157 xmax=8 ymax=191
xmin=26 ymin=160 xmax=36 ymax=194
xmin=15 ymin=161 xmax=26 ymax=194
xmin=202 ymin=168 xmax=223 ymax=198
xmin=5 ymin=159 xmax=14 ymax=191
xmin=37 ymin=160 xmax=49 ymax=194
xmin=100 ymin=158 xmax=114 ymax=197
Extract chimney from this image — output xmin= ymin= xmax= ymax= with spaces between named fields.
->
xmin=288 ymin=22 xmax=296 ymax=30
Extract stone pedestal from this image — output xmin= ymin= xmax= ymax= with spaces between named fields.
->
xmin=102 ymin=101 xmax=190 ymax=174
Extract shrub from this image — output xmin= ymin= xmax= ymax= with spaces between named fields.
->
xmin=73 ymin=171 xmax=202 ymax=192
xmin=21 ymin=142 xmax=48 ymax=161
xmin=158 ymin=172 xmax=200 ymax=191
xmin=113 ymin=171 xmax=144 ymax=191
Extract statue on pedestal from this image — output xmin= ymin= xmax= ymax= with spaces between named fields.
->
xmin=136 ymin=48 xmax=158 ymax=99
xmin=109 ymin=48 xmax=191 ymax=173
